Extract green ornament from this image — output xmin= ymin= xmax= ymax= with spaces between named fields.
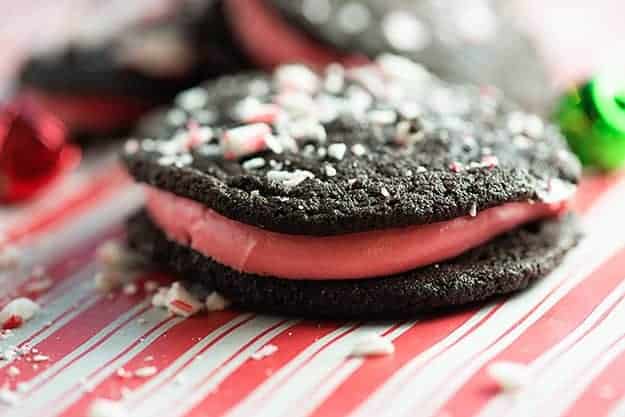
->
xmin=554 ymin=70 xmax=625 ymax=170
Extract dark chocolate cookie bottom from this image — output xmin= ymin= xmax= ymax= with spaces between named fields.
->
xmin=128 ymin=212 xmax=580 ymax=318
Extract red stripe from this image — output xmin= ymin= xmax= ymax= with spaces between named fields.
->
xmin=58 ymin=310 xmax=244 ymax=417
xmin=3 ymin=165 xmax=130 ymax=244
xmin=184 ymin=321 xmax=346 ymax=417
xmin=437 ymin=247 xmax=625 ymax=417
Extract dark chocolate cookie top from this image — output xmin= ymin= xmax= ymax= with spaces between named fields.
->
xmin=264 ymin=0 xmax=552 ymax=112
xmin=122 ymin=56 xmax=581 ymax=236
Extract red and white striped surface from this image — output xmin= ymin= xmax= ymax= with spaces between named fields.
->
xmin=0 ymin=150 xmax=625 ymax=417
xmin=3 ymin=2 xmax=625 ymax=416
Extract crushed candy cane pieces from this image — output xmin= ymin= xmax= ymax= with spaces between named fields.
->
xmin=205 ymin=292 xmax=231 ymax=312
xmin=88 ymin=398 xmax=129 ymax=417
xmin=0 ymin=298 xmax=40 ymax=330
xmin=133 ymin=366 xmax=158 ymax=378
xmin=487 ymin=361 xmax=531 ymax=392
xmin=267 ymin=170 xmax=315 ymax=190
xmin=152 ymin=282 xmax=204 ymax=317
xmin=222 ymin=124 xmax=271 ymax=160
xmin=349 ymin=334 xmax=395 ymax=357
xmin=251 ymin=344 xmax=278 ymax=360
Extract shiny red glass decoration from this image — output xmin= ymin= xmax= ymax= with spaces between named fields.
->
xmin=0 ymin=99 xmax=80 ymax=203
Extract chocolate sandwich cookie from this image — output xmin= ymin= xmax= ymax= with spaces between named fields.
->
xmin=122 ymin=56 xmax=581 ymax=317
xmin=19 ymin=0 xmax=249 ymax=141
xmin=224 ymin=0 xmax=553 ymax=112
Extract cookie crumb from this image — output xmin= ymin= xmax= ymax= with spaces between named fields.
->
xmin=251 ymin=344 xmax=278 ymax=360
xmin=327 ymin=143 xmax=347 ymax=161
xmin=133 ymin=366 xmax=158 ymax=378
xmin=487 ymin=361 xmax=531 ymax=392
xmin=88 ymin=398 xmax=128 ymax=417
xmin=349 ymin=334 xmax=394 ymax=357
xmin=205 ymin=292 xmax=230 ymax=312
xmin=0 ymin=298 xmax=40 ymax=330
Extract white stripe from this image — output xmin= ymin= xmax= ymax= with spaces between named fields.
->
xmin=128 ymin=317 xmax=295 ymax=417
xmin=291 ymin=321 xmax=417 ymax=417
xmin=1 ymin=301 xmax=170 ymax=417
xmin=499 ymin=291 xmax=625 ymax=417
xmin=224 ymin=322 xmax=410 ymax=417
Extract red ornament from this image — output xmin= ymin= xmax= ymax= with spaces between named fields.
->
xmin=0 ymin=99 xmax=80 ymax=203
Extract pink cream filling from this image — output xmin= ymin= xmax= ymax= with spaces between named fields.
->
xmin=146 ymin=187 xmax=570 ymax=280
xmin=225 ymin=0 xmax=369 ymax=70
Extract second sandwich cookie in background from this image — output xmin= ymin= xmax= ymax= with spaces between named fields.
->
xmin=18 ymin=0 xmax=250 ymax=142
xmin=122 ymin=55 xmax=581 ymax=318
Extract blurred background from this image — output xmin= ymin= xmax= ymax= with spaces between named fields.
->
xmin=1 ymin=0 xmax=623 ymax=93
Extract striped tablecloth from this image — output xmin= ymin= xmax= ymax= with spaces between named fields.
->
xmin=1 ymin=149 xmax=625 ymax=417
xmin=4 ymin=2 xmax=625 ymax=416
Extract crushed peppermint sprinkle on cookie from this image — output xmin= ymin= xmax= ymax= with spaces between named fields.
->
xmin=242 ymin=157 xmax=266 ymax=171
xmin=481 ymin=155 xmax=499 ymax=168
xmin=267 ymin=170 xmax=315 ymax=190
xmin=176 ymin=87 xmax=208 ymax=111
xmin=449 ymin=161 xmax=463 ymax=172
xmin=325 ymin=165 xmax=337 ymax=177
xmin=251 ymin=344 xmax=278 ymax=360
xmin=275 ymin=64 xmax=320 ymax=94
xmin=222 ymin=123 xmax=271 ymax=160
xmin=327 ymin=143 xmax=347 ymax=161
xmin=351 ymin=144 xmax=367 ymax=156
xmin=205 ymin=292 xmax=230 ymax=312
xmin=469 ymin=202 xmax=478 ymax=217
